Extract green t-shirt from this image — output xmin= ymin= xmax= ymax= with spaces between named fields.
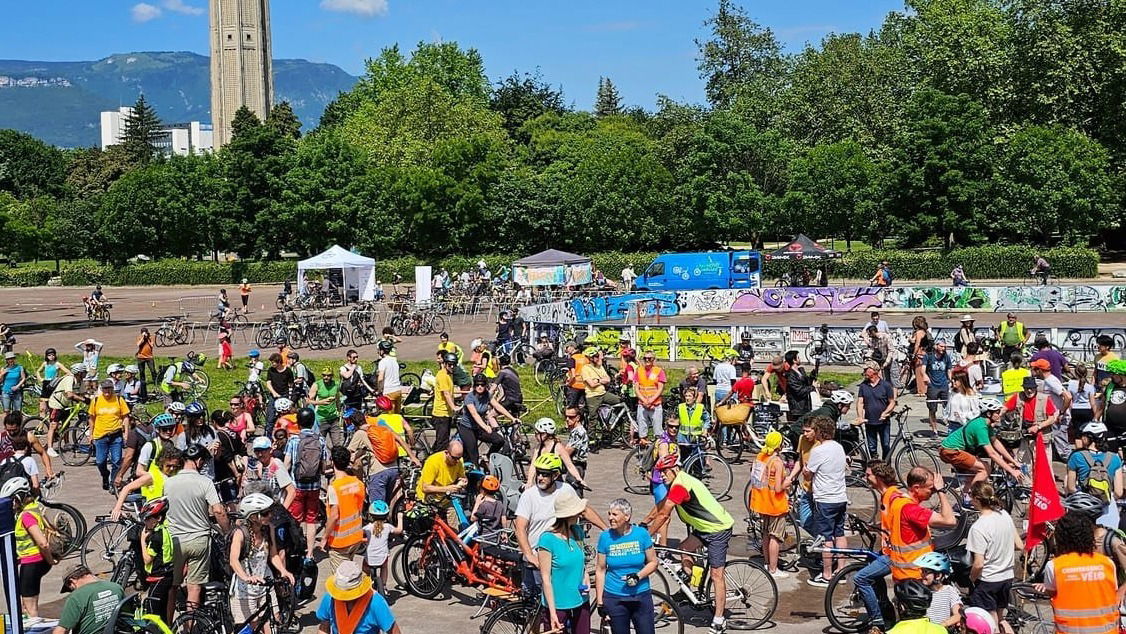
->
xmin=59 ymin=580 xmax=125 ymax=634
xmin=941 ymin=416 xmax=992 ymax=451
xmin=313 ymin=379 xmax=340 ymax=421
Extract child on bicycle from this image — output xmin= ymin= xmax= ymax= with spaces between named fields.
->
xmin=362 ymin=500 xmax=402 ymax=595
xmin=913 ymin=552 xmax=962 ymax=629
xmin=137 ymin=497 xmax=176 ymax=626
xmin=470 ymin=475 xmax=508 ymax=533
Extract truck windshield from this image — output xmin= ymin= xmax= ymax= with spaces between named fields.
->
xmin=734 ymin=254 xmax=759 ymax=274
xmin=645 ymin=262 xmax=664 ymax=277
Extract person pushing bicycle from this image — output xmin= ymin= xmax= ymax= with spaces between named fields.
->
xmin=938 ymin=398 xmax=1024 ymax=505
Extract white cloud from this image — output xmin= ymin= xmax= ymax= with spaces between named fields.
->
xmin=162 ymin=0 xmax=204 ymax=16
xmin=320 ymin=0 xmax=388 ymax=18
xmin=131 ymin=3 xmax=163 ymax=22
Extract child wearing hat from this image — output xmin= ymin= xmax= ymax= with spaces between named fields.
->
xmin=748 ymin=431 xmax=791 ymax=578
xmin=317 ymin=560 xmax=401 ymax=634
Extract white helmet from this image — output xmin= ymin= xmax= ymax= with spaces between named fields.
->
xmin=1081 ymin=421 xmax=1108 ymax=437
xmin=274 ymin=397 xmax=293 ymax=411
xmin=70 ymin=362 xmax=87 ymax=374
xmin=534 ymin=417 xmax=557 ymax=434
xmin=123 ymin=365 xmax=139 ymax=375
xmin=168 ymin=401 xmax=186 ymax=414
xmin=251 ymin=436 xmax=272 ymax=451
xmin=471 ymin=338 xmax=484 ymax=350
xmin=238 ymin=493 xmax=274 ymax=516
xmin=829 ymin=390 xmax=855 ymax=405
xmin=106 ymin=363 xmax=124 ymax=374
xmin=979 ymin=398 xmax=1004 ymax=413
xmin=0 ymin=477 xmax=31 ymax=499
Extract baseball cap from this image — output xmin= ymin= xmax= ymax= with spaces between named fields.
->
xmin=100 ymin=379 xmax=115 ymax=389
xmin=1029 ymin=359 xmax=1051 ymax=371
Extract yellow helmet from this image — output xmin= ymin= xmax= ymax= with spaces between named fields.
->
xmin=532 ymin=453 xmax=563 ymax=472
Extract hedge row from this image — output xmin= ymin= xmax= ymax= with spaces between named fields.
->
xmin=0 ymin=246 xmax=1098 ymax=288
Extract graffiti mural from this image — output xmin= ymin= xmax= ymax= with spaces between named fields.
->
xmin=883 ymin=287 xmax=993 ymax=310
xmin=588 ymin=327 xmax=627 ymax=352
xmin=678 ymin=290 xmax=741 ymax=314
xmin=730 ymin=287 xmax=883 ymax=313
xmin=636 ymin=327 xmax=671 ymax=361
xmin=676 ymin=328 xmax=732 ymax=361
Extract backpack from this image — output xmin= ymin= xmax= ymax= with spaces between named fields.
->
xmin=452 ymin=364 xmax=471 ymax=388
xmin=340 ymin=370 xmax=360 ymax=397
xmin=294 ymin=434 xmax=323 ymax=484
xmin=37 ymin=507 xmax=66 ymax=560
xmin=638 ymin=444 xmax=660 ymax=473
xmin=1082 ymin=451 xmax=1114 ymax=502
xmin=368 ymin=422 xmax=398 ymax=465
xmin=0 ymin=455 xmax=29 ymax=492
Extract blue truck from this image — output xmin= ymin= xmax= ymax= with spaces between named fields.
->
xmin=633 ymin=251 xmax=762 ymax=290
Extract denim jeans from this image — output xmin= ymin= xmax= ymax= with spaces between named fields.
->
xmin=796 ymin=490 xmax=814 ymax=534
xmin=367 ymin=468 xmax=399 ymax=504
xmin=854 ymin=554 xmax=892 ymax=627
xmin=603 ymin=592 xmax=655 ymax=634
xmin=94 ymin=432 xmax=124 ymax=487
xmin=1 ymin=391 xmax=22 ymax=412
xmin=865 ymin=422 xmax=891 ymax=460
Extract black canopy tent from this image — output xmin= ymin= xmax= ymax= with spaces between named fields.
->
xmin=764 ymin=234 xmax=843 ymax=261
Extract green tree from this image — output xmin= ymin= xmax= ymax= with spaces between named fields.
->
xmin=594 ymin=77 xmax=623 ymax=117
xmin=785 ymin=140 xmax=877 ymax=248
xmin=221 ymin=112 xmax=297 ymax=259
xmin=490 ymin=70 xmax=566 ymax=140
xmin=0 ymin=192 xmax=44 ymax=261
xmin=266 ymin=101 xmax=302 ymax=140
xmin=65 ymin=146 xmax=133 ymax=199
xmin=44 ymin=198 xmax=96 ymax=263
xmin=120 ymin=95 xmax=164 ymax=166
xmin=230 ymin=106 xmax=262 ymax=140
xmin=93 ymin=168 xmax=163 ymax=264
xmin=0 ymin=129 xmax=67 ymax=199
xmin=695 ymin=0 xmax=786 ymax=123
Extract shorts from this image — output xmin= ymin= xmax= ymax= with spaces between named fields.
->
xmin=50 ymin=408 xmax=66 ymax=422
xmin=926 ymin=385 xmax=949 ymax=414
xmin=651 ymin=482 xmax=669 ymax=504
xmin=173 ymin=534 xmax=212 ymax=585
xmin=814 ymin=501 xmax=847 ymax=539
xmin=40 ymin=380 xmax=56 ymax=400
xmin=762 ymin=513 xmax=789 ymax=541
xmin=691 ymin=527 xmax=732 ymax=569
xmin=18 ymin=559 xmax=51 ymax=597
xmin=939 ymin=448 xmax=978 ymax=472
xmin=968 ymin=578 xmax=1012 ymax=612
xmin=288 ymin=488 xmax=322 ymax=524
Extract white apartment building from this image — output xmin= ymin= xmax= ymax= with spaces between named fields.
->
xmin=99 ymin=107 xmax=214 ymax=155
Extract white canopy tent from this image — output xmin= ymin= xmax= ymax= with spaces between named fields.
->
xmin=297 ymin=245 xmax=377 ymax=301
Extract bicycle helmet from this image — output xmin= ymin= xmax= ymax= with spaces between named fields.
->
xmin=106 ymin=363 xmax=124 ymax=374
xmin=913 ymin=552 xmax=952 ymax=574
xmin=440 ymin=352 xmax=459 ymax=365
xmin=978 ymin=398 xmax=1004 ymax=413
xmin=471 ymin=338 xmax=484 ymax=350
xmin=654 ymin=454 xmax=680 ymax=471
xmin=123 ymin=365 xmax=139 ymax=375
xmin=1081 ymin=421 xmax=1109 ymax=439
xmin=239 ymin=493 xmax=274 ymax=517
xmin=69 ymin=362 xmax=87 ymax=374
xmin=288 ymin=352 xmax=300 ymax=362
xmin=248 ymin=349 xmax=260 ymax=358
xmin=472 ymin=373 xmax=488 ymax=387
xmin=1062 ymin=492 xmax=1107 ymax=519
xmin=829 ymin=390 xmax=855 ymax=405
xmin=152 ymin=413 xmax=177 ymax=429
xmin=251 ymin=436 xmax=272 ymax=451
xmin=369 ymin=500 xmax=390 ymax=517
xmin=181 ymin=360 xmax=195 ymax=374
xmin=140 ymin=497 xmax=170 ymax=522
xmin=377 ymin=340 xmax=394 ymax=353
xmin=0 ymin=476 xmax=31 ymax=499
xmin=374 ymin=395 xmax=393 ymax=411
xmin=534 ymin=417 xmax=557 ymax=434
xmin=1107 ymin=359 xmax=1126 ymax=376
xmin=183 ymin=443 xmax=209 ymax=464
xmin=894 ymin=579 xmax=933 ymax=618
xmin=184 ymin=401 xmax=206 ymax=417
xmin=481 ymin=475 xmax=500 ymax=492
xmin=296 ymin=407 xmax=316 ymax=428
xmin=274 ymin=397 xmax=293 ymax=412
xmin=168 ymin=401 xmax=186 ymax=414
xmin=963 ymin=607 xmax=998 ymax=634
xmin=532 ymin=453 xmax=563 ymax=473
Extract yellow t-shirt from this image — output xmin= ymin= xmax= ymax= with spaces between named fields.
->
xmin=89 ymin=394 xmax=129 ymax=439
xmin=416 ymin=450 xmax=466 ymax=503
xmin=580 ymin=364 xmax=608 ymax=397
xmin=433 ymin=369 xmax=454 ymax=417
xmin=376 ymin=413 xmax=408 ymax=457
xmin=438 ymin=342 xmax=464 ymax=362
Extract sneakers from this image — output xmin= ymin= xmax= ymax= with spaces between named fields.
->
xmin=807 ymin=574 xmax=830 ymax=587
xmin=47 ymin=447 xmax=59 ymax=457
xmin=708 ymin=619 xmax=727 ymax=634
xmin=769 ymin=569 xmax=791 ymax=579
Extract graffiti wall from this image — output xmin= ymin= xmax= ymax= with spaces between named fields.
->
xmin=519 ymin=285 xmax=1126 ymax=324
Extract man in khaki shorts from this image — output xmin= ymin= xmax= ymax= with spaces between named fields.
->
xmin=164 ymin=443 xmax=230 ymax=610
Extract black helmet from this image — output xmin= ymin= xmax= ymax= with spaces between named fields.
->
xmin=184 ymin=443 xmax=210 ymax=464
xmin=441 ymin=352 xmax=458 ymax=365
xmin=472 ymin=373 xmax=489 ymax=387
xmin=741 ymin=332 xmax=751 ymax=341
xmin=377 ymin=340 xmax=394 ymax=353
xmin=497 ymin=354 xmax=511 ymax=366
xmin=894 ymin=580 xmax=933 ymax=618
xmin=296 ymin=407 xmax=316 ymax=428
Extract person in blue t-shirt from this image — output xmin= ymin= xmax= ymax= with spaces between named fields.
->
xmin=595 ymin=498 xmax=658 ymax=634
xmin=922 ymin=340 xmax=954 ymax=435
xmin=316 ymin=560 xmax=400 ymax=634
xmin=1065 ymin=422 xmax=1124 ymax=529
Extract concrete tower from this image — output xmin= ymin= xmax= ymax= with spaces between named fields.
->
xmin=209 ymin=0 xmax=273 ymax=147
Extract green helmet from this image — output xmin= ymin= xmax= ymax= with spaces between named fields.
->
xmin=1107 ymin=359 xmax=1126 ymax=376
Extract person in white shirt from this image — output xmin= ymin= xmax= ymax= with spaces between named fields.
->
xmin=804 ymin=416 xmax=848 ymax=586
xmin=713 ymin=352 xmax=737 ymax=404
xmin=866 ymin=312 xmax=890 ymax=335
xmin=376 ymin=341 xmax=402 ymax=413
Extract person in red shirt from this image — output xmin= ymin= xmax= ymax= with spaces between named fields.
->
xmin=1003 ymin=376 xmax=1058 ymax=435
xmin=726 ymin=365 xmax=756 ymax=404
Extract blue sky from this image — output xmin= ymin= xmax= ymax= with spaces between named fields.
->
xmin=2 ymin=0 xmax=905 ymax=109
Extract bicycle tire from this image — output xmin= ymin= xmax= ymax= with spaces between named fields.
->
xmin=271 ymin=578 xmax=297 ymax=633
xmin=480 ymin=597 xmax=538 ymax=634
xmin=713 ymin=559 xmax=777 ymax=630
xmin=350 ymin=325 xmax=369 ymax=347
xmin=255 ymin=327 xmax=274 ymax=349
xmin=622 ymin=446 xmax=652 ymax=495
xmin=190 ymin=370 xmax=210 ymax=395
xmin=744 ymin=506 xmax=801 ymax=557
xmin=22 ymin=415 xmax=47 ymax=447
xmin=715 ymin=424 xmax=745 ymax=463
xmin=683 ymin=451 xmax=733 ymax=500
xmin=647 ymin=590 xmax=685 ymax=634
xmin=41 ymin=500 xmax=87 ymax=557
xmin=891 ymin=445 xmax=941 ymax=485
xmin=825 ymin=560 xmax=892 ymax=633
xmin=401 ymin=534 xmax=450 ymax=599
xmin=110 ymin=552 xmax=137 ymax=590
xmin=81 ymin=520 xmax=130 ymax=577
xmin=102 ymin=308 xmax=111 ymax=324
xmin=60 ymin=419 xmax=92 ymax=466
xmin=156 ymin=328 xmax=170 ymax=348
xmin=844 ymin=476 xmax=880 ymax=527
xmin=400 ymin=372 xmax=422 ymax=388
xmin=171 ymin=609 xmax=218 ymax=634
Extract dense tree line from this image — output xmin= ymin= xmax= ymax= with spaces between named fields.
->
xmin=0 ymin=0 xmax=1122 ymax=266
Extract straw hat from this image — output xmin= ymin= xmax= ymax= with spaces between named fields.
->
xmin=325 ymin=560 xmax=373 ymax=601
xmin=553 ymin=490 xmax=587 ymax=520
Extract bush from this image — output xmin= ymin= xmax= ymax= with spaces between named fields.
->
xmin=762 ymin=246 xmax=1097 ymax=280
xmin=0 ymin=268 xmax=53 ymax=287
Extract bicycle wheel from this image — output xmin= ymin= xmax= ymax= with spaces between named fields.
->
xmin=171 ymin=610 xmax=218 ymax=634
xmin=743 ymin=506 xmax=801 ymax=560
xmin=845 ymin=476 xmax=880 ymax=526
xmin=271 ymin=578 xmax=296 ymax=633
xmin=60 ymin=420 xmax=92 ymax=466
xmin=80 ymin=520 xmax=130 ymax=577
xmin=255 ymin=327 xmax=274 ymax=349
xmin=22 ymin=416 xmax=47 ymax=447
xmin=480 ymin=598 xmax=538 ymax=634
xmin=156 ymin=328 xmax=170 ymax=348
xmin=622 ymin=446 xmax=653 ymax=495
xmin=825 ymin=561 xmax=893 ymax=633
xmin=101 ymin=308 xmax=111 ymax=324
xmin=401 ymin=534 xmax=450 ymax=599
xmin=400 ymin=372 xmax=422 ymax=388
xmin=714 ymin=559 xmax=778 ymax=630
xmin=41 ymin=500 xmax=86 ymax=557
xmin=683 ymin=451 xmax=733 ymax=500
xmin=650 ymin=590 xmax=685 ymax=634
xmin=189 ymin=370 xmax=210 ymax=395
xmin=715 ymin=425 xmax=745 ymax=463
xmin=891 ymin=445 xmax=941 ymax=484
xmin=110 ymin=552 xmax=137 ymax=590
xmin=430 ymin=315 xmax=447 ymax=335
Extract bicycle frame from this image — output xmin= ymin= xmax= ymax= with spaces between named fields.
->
xmin=418 ymin=508 xmax=520 ymax=594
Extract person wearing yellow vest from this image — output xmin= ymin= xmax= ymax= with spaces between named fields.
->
xmin=749 ymin=431 xmax=790 ymax=578
xmin=4 ymin=476 xmax=57 ymax=619
xmin=677 ymin=386 xmax=708 ymax=440
xmin=643 ymin=454 xmax=735 ymax=634
xmin=110 ymin=415 xmax=183 ymax=520
xmin=635 ymin=352 xmax=667 ymax=443
xmin=325 ymin=446 xmax=367 ymax=572
xmin=996 ymin=313 xmax=1029 ymax=361
xmin=137 ymin=497 xmax=176 ymax=625
xmin=1000 ymin=353 xmax=1031 ymax=399
xmin=1040 ymin=511 xmax=1119 ymax=634
xmin=316 ymin=560 xmax=401 ymax=634
xmin=855 ymin=461 xmax=956 ymax=632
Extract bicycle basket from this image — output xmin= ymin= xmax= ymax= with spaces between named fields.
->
xmin=404 ymin=502 xmax=436 ymax=534
xmin=716 ymin=402 xmax=751 ymax=425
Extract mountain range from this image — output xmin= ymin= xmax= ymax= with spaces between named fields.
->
xmin=0 ymin=51 xmax=358 ymax=148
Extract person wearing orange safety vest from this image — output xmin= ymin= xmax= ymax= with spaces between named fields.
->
xmin=324 ymin=445 xmax=367 ymax=573
xmin=855 ymin=462 xmax=956 ymax=633
xmin=749 ymin=430 xmax=790 ymax=578
xmin=317 ymin=560 xmax=401 ymax=634
xmin=1040 ymin=512 xmax=1119 ymax=634
xmin=564 ymin=341 xmax=587 ymax=410
xmin=635 ymin=352 xmax=667 ymax=443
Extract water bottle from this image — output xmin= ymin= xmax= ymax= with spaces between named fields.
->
xmin=690 ymin=565 xmax=704 ymax=587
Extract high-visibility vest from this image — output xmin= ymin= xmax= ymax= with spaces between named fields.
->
xmin=327 ymin=474 xmax=366 ymax=549
xmin=678 ymin=402 xmax=705 ymax=437
xmin=142 ymin=439 xmax=166 ymax=501
xmin=144 ymin=524 xmax=174 ymax=574
xmin=15 ymin=501 xmax=44 ymax=560
xmin=636 ymin=366 xmax=663 ymax=403
xmin=749 ymin=454 xmax=788 ymax=516
xmin=1001 ymin=368 xmax=1031 ymax=396
xmin=570 ymin=354 xmax=588 ymax=390
xmin=1050 ymin=552 xmax=1118 ymax=634
xmin=999 ymin=321 xmax=1026 ymax=346
xmin=671 ymin=471 xmax=734 ymax=534
xmin=881 ymin=486 xmax=932 ymax=581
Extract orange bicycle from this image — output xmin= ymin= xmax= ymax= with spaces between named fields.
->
xmin=399 ymin=499 xmax=522 ymax=600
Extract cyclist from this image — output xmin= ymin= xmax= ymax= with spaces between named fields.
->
xmin=642 ymin=453 xmax=735 ymax=634
xmin=733 ymin=332 xmax=755 ymax=372
xmin=5 ymin=476 xmax=57 ymax=619
xmin=938 ymin=398 xmax=1024 ymax=504
xmin=1065 ymin=422 xmax=1122 ymax=528
xmin=913 ymin=552 xmax=962 ymax=628
xmin=526 ymin=416 xmax=587 ymax=492
xmin=887 ymin=580 xmax=945 ymax=634
xmin=159 ymin=358 xmax=197 ymax=403
xmin=45 ymin=362 xmax=89 ymax=458
xmin=125 ymin=414 xmax=181 ymax=501
xmin=1038 ymin=511 xmax=1117 ymax=634
xmin=1030 ymin=254 xmax=1051 ymax=285
xmin=111 ymin=443 xmax=183 ymax=521
xmin=136 ymin=497 xmax=175 ymax=625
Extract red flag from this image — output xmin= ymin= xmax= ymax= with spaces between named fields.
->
xmin=1025 ymin=432 xmax=1064 ymax=553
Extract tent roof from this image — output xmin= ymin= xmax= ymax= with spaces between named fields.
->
xmin=766 ymin=234 xmax=842 ymax=260
xmin=513 ymin=249 xmax=591 ymax=266
xmin=297 ymin=245 xmax=375 ymax=269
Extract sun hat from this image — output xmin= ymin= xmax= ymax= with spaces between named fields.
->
xmin=1022 ymin=376 xmax=1038 ymax=389
xmin=553 ymin=490 xmax=587 ymax=520
xmin=60 ymin=564 xmax=92 ymax=593
xmin=325 ymin=560 xmax=373 ymax=601
xmin=960 ymin=315 xmax=974 ymax=322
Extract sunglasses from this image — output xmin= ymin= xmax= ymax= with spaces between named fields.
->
xmin=644 ymin=357 xmax=655 ymax=361
xmin=535 ymin=470 xmax=556 ymax=478
xmin=565 ymin=413 xmax=580 ymax=420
